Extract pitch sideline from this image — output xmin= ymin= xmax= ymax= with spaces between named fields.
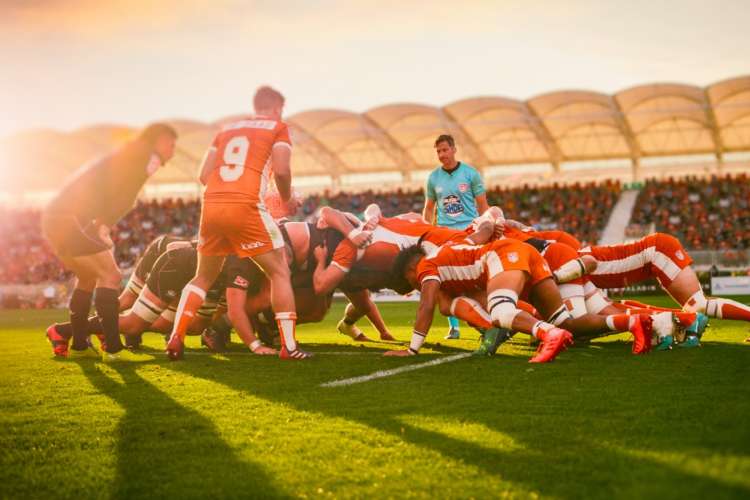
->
xmin=320 ymin=352 xmax=472 ymax=388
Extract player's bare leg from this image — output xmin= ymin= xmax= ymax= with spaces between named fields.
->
xmin=338 ymin=290 xmax=393 ymax=341
xmin=485 ymin=270 xmax=573 ymax=363
xmin=166 ymin=254 xmax=225 ymax=360
xmin=253 ymin=248 xmax=311 ymax=360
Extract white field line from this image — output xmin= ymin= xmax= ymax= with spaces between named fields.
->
xmin=320 ymin=352 xmax=472 ymax=388
xmin=174 ymin=350 xmax=459 ymax=357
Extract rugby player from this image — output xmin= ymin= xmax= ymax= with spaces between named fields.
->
xmin=384 ymin=239 xmax=575 ymax=362
xmin=43 ymin=123 xmax=177 ymax=361
xmin=166 ymin=86 xmax=308 ymax=360
xmin=423 ymin=134 xmax=489 ymax=339
xmin=47 ymin=244 xmax=237 ymax=355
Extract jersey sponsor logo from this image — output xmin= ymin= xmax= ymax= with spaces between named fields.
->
xmin=233 ymin=276 xmax=249 ymax=288
xmin=458 ymin=183 xmax=469 ymax=193
xmin=675 ymin=250 xmax=685 ymax=260
xmin=507 ymin=252 xmax=519 ymax=263
xmin=241 ymin=241 xmax=265 ymax=250
xmin=435 ymin=186 xmax=443 ymax=194
xmin=442 ymin=194 xmax=464 ymax=217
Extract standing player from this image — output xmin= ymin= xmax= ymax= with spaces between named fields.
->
xmin=42 ymin=123 xmax=177 ymax=361
xmin=165 ymin=86 xmax=309 ymax=360
xmin=422 ymin=134 xmax=489 ymax=339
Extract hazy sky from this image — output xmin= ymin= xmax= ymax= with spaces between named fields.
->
xmin=1 ymin=0 xmax=748 ymax=137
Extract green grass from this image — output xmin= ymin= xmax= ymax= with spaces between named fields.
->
xmin=1 ymin=297 xmax=749 ymax=499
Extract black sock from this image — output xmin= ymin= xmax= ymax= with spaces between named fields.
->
xmin=55 ymin=315 xmax=102 ymax=341
xmin=343 ymin=317 xmax=356 ymax=325
xmin=94 ymin=287 xmax=123 ymax=354
xmin=69 ymin=289 xmax=93 ymax=350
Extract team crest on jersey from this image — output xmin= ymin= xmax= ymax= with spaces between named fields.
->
xmin=675 ymin=250 xmax=685 ymax=260
xmin=442 ymin=194 xmax=464 ymax=217
xmin=458 ymin=183 xmax=469 ymax=193
xmin=233 ymin=276 xmax=249 ymax=288
xmin=507 ymin=252 xmax=519 ymax=263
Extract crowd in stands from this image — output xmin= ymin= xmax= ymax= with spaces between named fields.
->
xmin=2 ymin=180 xmax=618 ymax=285
xmin=630 ymin=174 xmax=750 ymax=251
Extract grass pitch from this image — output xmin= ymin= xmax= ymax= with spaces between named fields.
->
xmin=1 ymin=297 xmax=749 ymax=499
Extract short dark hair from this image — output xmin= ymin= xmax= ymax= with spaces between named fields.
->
xmin=434 ymin=134 xmax=455 ymax=148
xmin=391 ymin=244 xmax=426 ymax=294
xmin=139 ymin=123 xmax=177 ymax=145
xmin=254 ymin=86 xmax=285 ymax=110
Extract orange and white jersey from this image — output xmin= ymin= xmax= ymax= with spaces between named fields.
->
xmin=203 ymin=116 xmax=292 ymax=204
xmin=578 ymin=233 xmax=692 ymax=289
xmin=330 ymin=216 xmax=470 ymax=273
xmin=416 ymin=239 xmax=552 ymax=297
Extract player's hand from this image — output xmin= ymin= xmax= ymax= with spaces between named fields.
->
xmin=493 ymin=221 xmax=505 ymax=239
xmin=313 ymin=243 xmax=327 ymax=263
xmin=363 ymin=215 xmax=379 ymax=231
xmin=383 ymin=349 xmax=414 ymax=357
xmin=348 ymin=228 xmax=373 ymax=248
xmin=252 ymin=345 xmax=277 ymax=356
xmin=285 ymin=196 xmax=301 ymax=217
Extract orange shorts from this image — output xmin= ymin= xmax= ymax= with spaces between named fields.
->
xmin=484 ymin=239 xmax=552 ymax=286
xmin=198 ymin=202 xmax=284 ymax=258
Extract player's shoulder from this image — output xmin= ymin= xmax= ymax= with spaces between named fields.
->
xmin=459 ymin=162 xmax=481 ymax=177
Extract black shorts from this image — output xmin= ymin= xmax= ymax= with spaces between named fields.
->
xmin=41 ymin=213 xmax=112 ymax=258
xmin=133 ymin=235 xmax=187 ymax=283
xmin=223 ymin=255 xmax=265 ymax=294
xmin=145 ymin=247 xmax=198 ymax=302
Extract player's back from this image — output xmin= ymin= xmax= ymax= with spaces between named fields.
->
xmin=204 ymin=116 xmax=292 ymax=204
xmin=418 ymin=242 xmax=487 ymax=293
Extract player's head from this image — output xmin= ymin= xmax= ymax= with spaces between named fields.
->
xmin=393 ymin=244 xmax=426 ymax=290
xmin=139 ymin=123 xmax=178 ymax=164
xmin=434 ymin=134 xmax=457 ymax=168
xmin=254 ymin=86 xmax=285 ymax=119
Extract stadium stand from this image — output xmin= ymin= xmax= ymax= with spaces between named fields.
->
xmin=0 ymin=181 xmax=619 ymax=285
xmin=630 ymin=174 xmax=750 ymax=250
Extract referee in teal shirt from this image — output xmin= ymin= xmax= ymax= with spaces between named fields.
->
xmin=423 ymin=134 xmax=489 ymax=339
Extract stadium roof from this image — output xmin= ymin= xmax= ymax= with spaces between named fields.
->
xmin=3 ymin=75 xmax=750 ymax=195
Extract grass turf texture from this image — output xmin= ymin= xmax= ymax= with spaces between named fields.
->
xmin=1 ymin=297 xmax=749 ymax=499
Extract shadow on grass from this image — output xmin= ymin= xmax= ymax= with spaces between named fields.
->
xmin=163 ymin=339 xmax=750 ymax=499
xmin=79 ymin=362 xmax=286 ymax=499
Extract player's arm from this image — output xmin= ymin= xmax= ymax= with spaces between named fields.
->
xmin=312 ymin=244 xmax=348 ymax=295
xmin=474 ymin=193 xmax=489 ymax=215
xmin=318 ymin=206 xmax=371 ymax=248
xmin=471 ymin=169 xmax=489 ymax=215
xmin=505 ymin=219 xmax=532 ymax=231
xmin=271 ymin=135 xmax=293 ymax=201
xmin=384 ymin=279 xmax=440 ymax=356
xmin=198 ymin=146 xmax=218 ymax=185
xmin=423 ymin=176 xmax=437 ymax=224
xmin=225 ymin=288 xmax=275 ymax=355
xmin=422 ymin=198 xmax=436 ymax=225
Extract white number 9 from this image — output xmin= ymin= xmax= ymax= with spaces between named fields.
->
xmin=219 ymin=136 xmax=250 ymax=182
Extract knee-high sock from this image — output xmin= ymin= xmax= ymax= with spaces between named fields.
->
xmin=276 ymin=312 xmax=298 ymax=351
xmin=450 ymin=297 xmax=492 ymax=330
xmin=517 ymin=300 xmax=540 ymax=318
xmin=171 ymin=284 xmax=206 ymax=341
xmin=94 ymin=287 xmax=123 ymax=353
xmin=707 ymin=298 xmax=750 ymax=322
xmin=69 ymin=289 xmax=93 ymax=351
xmin=605 ymin=314 xmax=637 ymax=332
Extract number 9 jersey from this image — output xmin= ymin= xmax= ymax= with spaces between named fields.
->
xmin=199 ymin=116 xmax=292 ymax=258
xmin=204 ymin=117 xmax=292 ymax=204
